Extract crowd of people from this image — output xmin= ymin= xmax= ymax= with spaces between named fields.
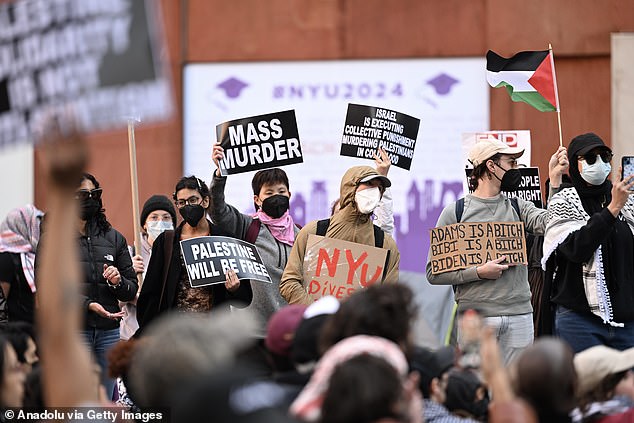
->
xmin=0 ymin=128 xmax=632 ymax=423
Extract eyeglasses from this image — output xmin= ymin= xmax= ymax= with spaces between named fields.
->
xmin=174 ymin=196 xmax=203 ymax=209
xmin=578 ymin=151 xmax=613 ymax=165
xmin=75 ymin=188 xmax=102 ymax=201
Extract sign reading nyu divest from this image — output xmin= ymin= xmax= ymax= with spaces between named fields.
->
xmin=180 ymin=236 xmax=271 ymax=287
xmin=465 ymin=167 xmax=543 ymax=208
xmin=340 ymin=103 xmax=420 ymax=170
xmin=216 ymin=110 xmax=303 ymax=175
xmin=0 ymin=0 xmax=172 ymax=147
xmin=428 ymin=221 xmax=527 ymax=275
xmin=303 ymin=235 xmax=389 ymax=302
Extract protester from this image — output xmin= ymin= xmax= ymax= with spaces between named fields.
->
xmin=542 ymin=133 xmax=634 ymax=353
xmin=280 ymin=165 xmax=400 ymax=305
xmin=36 ymin=130 xmax=110 ymax=407
xmin=129 ymin=310 xmax=257 ymax=407
xmin=0 ymin=322 xmax=38 ymax=373
xmin=330 ymin=148 xmax=395 ymax=235
xmin=290 ymin=335 xmax=422 ymax=423
xmin=445 ymin=368 xmax=490 ymax=421
xmin=0 ymin=333 xmax=26 ymax=410
xmin=426 ymin=139 xmax=568 ymax=364
xmin=211 ymin=143 xmax=300 ymax=334
xmin=264 ymin=304 xmax=307 ymax=373
xmin=0 ymin=204 xmax=43 ymax=324
xmin=321 ymin=353 xmax=422 ymax=423
xmin=410 ymin=346 xmax=479 ymax=423
xmin=119 ymin=194 xmax=177 ymax=341
xmin=77 ymin=172 xmax=138 ymax=398
xmin=572 ymin=345 xmax=634 ymax=422
xmin=513 ymin=337 xmax=577 ymax=423
xmin=137 ymin=176 xmax=252 ymax=330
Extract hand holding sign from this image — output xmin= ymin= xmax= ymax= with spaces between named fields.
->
xmin=374 ymin=147 xmax=391 ymax=176
xmin=224 ymin=269 xmax=240 ymax=293
xmin=212 ymin=142 xmax=225 ymax=177
xmin=476 ymin=256 xmax=509 ymax=280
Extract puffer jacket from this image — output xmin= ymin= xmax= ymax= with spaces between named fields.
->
xmin=280 ymin=165 xmax=400 ymax=305
xmin=79 ymin=221 xmax=137 ymax=330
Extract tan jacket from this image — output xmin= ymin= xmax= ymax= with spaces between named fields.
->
xmin=279 ymin=166 xmax=400 ymax=305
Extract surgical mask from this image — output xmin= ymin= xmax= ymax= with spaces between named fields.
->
xmin=355 ymin=187 xmax=381 ymax=214
xmin=146 ymin=220 xmax=173 ymax=241
xmin=581 ymin=160 xmax=611 ymax=186
xmin=261 ymin=194 xmax=290 ymax=219
xmin=179 ymin=204 xmax=205 ymax=227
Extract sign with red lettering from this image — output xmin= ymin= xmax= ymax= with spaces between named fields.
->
xmin=429 ymin=221 xmax=527 ymax=275
xmin=303 ymin=234 xmax=389 ymax=301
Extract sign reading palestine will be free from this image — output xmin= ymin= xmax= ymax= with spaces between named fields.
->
xmin=340 ymin=103 xmax=420 ymax=170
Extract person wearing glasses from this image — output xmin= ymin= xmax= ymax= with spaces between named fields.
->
xmin=137 ymin=176 xmax=252 ymax=332
xmin=426 ymin=138 xmax=568 ymax=365
xmin=543 ymin=133 xmax=634 ymax=353
xmin=76 ymin=173 xmax=138 ymax=399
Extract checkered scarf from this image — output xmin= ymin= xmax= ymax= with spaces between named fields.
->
xmin=0 ymin=205 xmax=44 ymax=293
xmin=542 ymin=188 xmax=634 ymax=326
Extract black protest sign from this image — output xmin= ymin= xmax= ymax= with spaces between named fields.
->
xmin=180 ymin=236 xmax=272 ymax=288
xmin=340 ymin=103 xmax=420 ymax=170
xmin=466 ymin=167 xmax=543 ymax=208
xmin=429 ymin=221 xmax=527 ymax=275
xmin=215 ymin=110 xmax=303 ymax=175
xmin=0 ymin=0 xmax=172 ymax=148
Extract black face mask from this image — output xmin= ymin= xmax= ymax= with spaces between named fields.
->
xmin=80 ymin=199 xmax=101 ymax=220
xmin=494 ymin=163 xmax=522 ymax=192
xmin=261 ymin=194 xmax=290 ymax=219
xmin=179 ymin=204 xmax=205 ymax=227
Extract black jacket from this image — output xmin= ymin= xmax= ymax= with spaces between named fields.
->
xmin=79 ymin=221 xmax=137 ymax=330
xmin=137 ymin=221 xmax=253 ymax=331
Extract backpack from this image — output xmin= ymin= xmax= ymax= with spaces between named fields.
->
xmin=315 ymin=218 xmax=385 ymax=248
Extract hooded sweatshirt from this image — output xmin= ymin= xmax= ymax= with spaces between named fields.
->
xmin=279 ymin=166 xmax=400 ymax=305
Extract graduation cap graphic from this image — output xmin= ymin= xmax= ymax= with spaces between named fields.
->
xmin=426 ymin=73 xmax=459 ymax=95
xmin=217 ymin=77 xmax=249 ymax=99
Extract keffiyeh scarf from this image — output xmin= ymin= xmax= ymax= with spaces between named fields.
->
xmin=542 ymin=188 xmax=634 ymax=326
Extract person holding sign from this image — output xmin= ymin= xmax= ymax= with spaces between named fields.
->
xmin=280 ymin=166 xmax=400 ymax=305
xmin=542 ymin=133 xmax=634 ymax=353
xmin=426 ymin=138 xmax=568 ymax=365
xmin=211 ymin=143 xmax=301 ymax=335
xmin=137 ymin=176 xmax=252 ymax=331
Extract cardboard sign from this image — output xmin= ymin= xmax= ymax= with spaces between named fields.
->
xmin=429 ymin=221 xmax=527 ymax=275
xmin=215 ymin=109 xmax=303 ymax=175
xmin=340 ymin=103 xmax=420 ymax=170
xmin=0 ymin=0 xmax=172 ymax=147
xmin=465 ymin=167 xmax=543 ymax=208
xmin=180 ymin=236 xmax=271 ymax=287
xmin=303 ymin=234 xmax=389 ymax=301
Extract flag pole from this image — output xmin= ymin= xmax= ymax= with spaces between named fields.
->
xmin=126 ymin=117 xmax=143 ymax=283
xmin=549 ymin=43 xmax=563 ymax=147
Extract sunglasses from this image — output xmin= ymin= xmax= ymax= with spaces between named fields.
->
xmin=75 ymin=188 xmax=103 ymax=201
xmin=579 ymin=151 xmax=613 ymax=165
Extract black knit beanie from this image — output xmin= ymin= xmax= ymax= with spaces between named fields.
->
xmin=140 ymin=195 xmax=177 ymax=226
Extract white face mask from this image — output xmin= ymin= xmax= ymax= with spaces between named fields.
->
xmin=580 ymin=160 xmax=611 ymax=186
xmin=355 ymin=186 xmax=382 ymax=214
xmin=146 ymin=220 xmax=174 ymax=241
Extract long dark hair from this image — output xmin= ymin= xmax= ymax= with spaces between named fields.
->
xmin=81 ymin=173 xmax=112 ymax=234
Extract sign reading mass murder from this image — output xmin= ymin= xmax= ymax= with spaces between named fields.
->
xmin=215 ymin=109 xmax=303 ymax=175
xmin=180 ymin=236 xmax=271 ymax=287
xmin=303 ymin=235 xmax=389 ymax=301
xmin=340 ymin=103 xmax=420 ymax=170
xmin=428 ymin=221 xmax=527 ymax=275
xmin=0 ymin=0 xmax=172 ymax=147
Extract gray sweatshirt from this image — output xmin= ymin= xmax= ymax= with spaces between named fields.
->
xmin=426 ymin=194 xmax=547 ymax=317
xmin=210 ymin=174 xmax=299 ymax=335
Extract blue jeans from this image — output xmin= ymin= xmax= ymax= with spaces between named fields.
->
xmin=555 ymin=306 xmax=634 ymax=353
xmin=81 ymin=327 xmax=120 ymax=399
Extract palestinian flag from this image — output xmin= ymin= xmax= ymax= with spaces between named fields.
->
xmin=486 ymin=50 xmax=558 ymax=112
